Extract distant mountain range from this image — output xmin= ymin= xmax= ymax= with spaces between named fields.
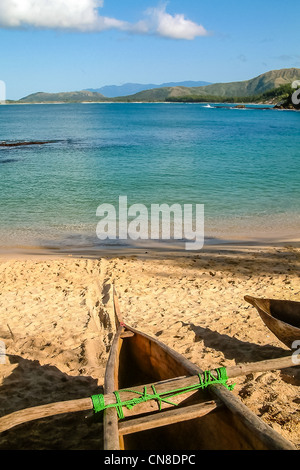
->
xmin=114 ymin=68 xmax=300 ymax=102
xmin=86 ymin=81 xmax=212 ymax=98
xmin=12 ymin=68 xmax=300 ymax=104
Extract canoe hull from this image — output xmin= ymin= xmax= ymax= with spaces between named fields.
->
xmin=103 ymin=320 xmax=295 ymax=450
xmin=245 ymin=296 xmax=300 ymax=349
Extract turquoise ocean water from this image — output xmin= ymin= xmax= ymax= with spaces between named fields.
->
xmin=0 ymin=103 xmax=299 ymax=250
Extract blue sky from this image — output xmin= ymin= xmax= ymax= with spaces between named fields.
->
xmin=0 ymin=0 xmax=299 ymax=100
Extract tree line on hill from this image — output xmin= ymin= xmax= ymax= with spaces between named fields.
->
xmin=167 ymin=84 xmax=300 ymax=109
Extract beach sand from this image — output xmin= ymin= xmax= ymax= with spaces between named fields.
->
xmin=0 ymin=243 xmax=299 ymax=450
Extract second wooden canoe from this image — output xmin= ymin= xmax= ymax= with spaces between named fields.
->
xmin=245 ymin=295 xmax=300 ymax=349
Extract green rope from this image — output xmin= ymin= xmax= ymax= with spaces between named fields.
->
xmin=91 ymin=367 xmax=235 ymax=419
xmin=114 ymin=391 xmax=125 ymax=419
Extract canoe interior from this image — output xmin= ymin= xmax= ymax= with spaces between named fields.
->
xmin=266 ymin=299 xmax=300 ymax=328
xmin=116 ymin=328 xmax=277 ymax=450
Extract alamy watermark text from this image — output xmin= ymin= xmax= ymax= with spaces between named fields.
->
xmin=292 ymin=80 xmax=300 ymax=106
xmin=0 ymin=80 xmax=6 ymax=104
xmin=96 ymin=196 xmax=204 ymax=250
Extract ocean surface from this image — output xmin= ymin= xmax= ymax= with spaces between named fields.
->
xmin=0 ymin=103 xmax=299 ymax=250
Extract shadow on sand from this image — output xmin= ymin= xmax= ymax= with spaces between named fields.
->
xmin=0 ymin=355 xmax=104 ymax=450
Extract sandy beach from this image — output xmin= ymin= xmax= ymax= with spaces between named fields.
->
xmin=0 ymin=242 xmax=299 ymax=450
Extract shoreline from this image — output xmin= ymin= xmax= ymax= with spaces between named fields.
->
xmin=2 ymin=101 xmax=299 ymax=111
xmin=0 ymin=101 xmax=279 ymax=106
xmin=1 ymin=233 xmax=300 ymax=260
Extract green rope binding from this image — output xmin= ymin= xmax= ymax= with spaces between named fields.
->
xmin=114 ymin=391 xmax=125 ymax=419
xmin=91 ymin=366 xmax=235 ymax=419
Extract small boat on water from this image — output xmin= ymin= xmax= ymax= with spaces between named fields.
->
xmin=245 ymin=295 xmax=300 ymax=349
xmin=103 ymin=288 xmax=295 ymax=450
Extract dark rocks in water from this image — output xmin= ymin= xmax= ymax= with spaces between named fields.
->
xmin=214 ymin=104 xmax=273 ymax=110
xmin=0 ymin=158 xmax=19 ymax=164
xmin=274 ymin=96 xmax=300 ymax=110
xmin=233 ymin=104 xmax=273 ymax=110
xmin=0 ymin=140 xmax=57 ymax=147
xmin=274 ymin=103 xmax=299 ymax=110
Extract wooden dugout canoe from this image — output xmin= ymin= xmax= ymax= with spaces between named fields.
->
xmin=103 ymin=289 xmax=295 ymax=450
xmin=245 ymin=295 xmax=300 ymax=349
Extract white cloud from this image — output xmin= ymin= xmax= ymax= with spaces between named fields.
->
xmin=0 ymin=0 xmax=209 ymax=40
xmin=143 ymin=5 xmax=209 ymax=40
xmin=0 ymin=0 xmax=127 ymax=32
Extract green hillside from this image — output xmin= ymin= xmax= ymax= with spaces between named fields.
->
xmin=168 ymin=83 xmax=299 ymax=106
xmin=18 ymin=90 xmax=107 ymax=103
xmin=191 ymin=68 xmax=300 ymax=98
